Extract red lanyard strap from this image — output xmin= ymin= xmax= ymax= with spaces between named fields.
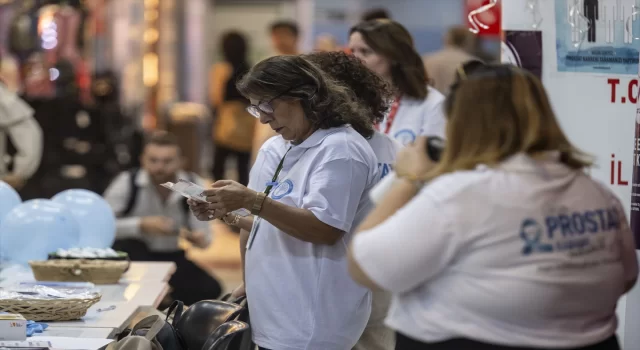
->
xmin=377 ymin=96 xmax=401 ymax=135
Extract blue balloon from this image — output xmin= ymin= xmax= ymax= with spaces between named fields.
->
xmin=52 ymin=189 xmax=116 ymax=248
xmin=0 ymin=199 xmax=80 ymax=264
xmin=0 ymin=181 xmax=21 ymax=226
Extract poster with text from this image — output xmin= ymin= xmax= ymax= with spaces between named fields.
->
xmin=632 ymin=59 xmax=640 ymax=248
xmin=502 ymin=31 xmax=543 ymax=79
xmin=555 ymin=0 xmax=640 ymax=75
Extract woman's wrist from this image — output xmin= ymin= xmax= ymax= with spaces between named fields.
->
xmin=243 ymin=189 xmax=258 ymax=210
xmin=394 ymin=176 xmax=424 ymax=193
xmin=223 ymin=213 xmax=240 ymax=226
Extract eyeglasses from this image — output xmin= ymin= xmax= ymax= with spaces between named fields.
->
xmin=246 ymin=85 xmax=301 ymax=119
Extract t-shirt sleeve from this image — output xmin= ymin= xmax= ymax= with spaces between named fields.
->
xmin=302 ymin=157 xmax=370 ymax=233
xmin=248 ymin=150 xmax=267 ymax=192
xmin=352 ymin=188 xmax=459 ymax=293
xmin=420 ymin=98 xmax=447 ymax=139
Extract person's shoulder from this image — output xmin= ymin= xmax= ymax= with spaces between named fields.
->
xmin=211 ymin=61 xmax=233 ymax=79
xmin=327 ymin=126 xmax=373 ymax=148
xmin=0 ymin=85 xmax=32 ymax=126
xmin=259 ymin=135 xmax=287 ymax=165
xmin=421 ymin=169 xmax=493 ymax=204
xmin=422 ymin=86 xmax=446 ymax=107
xmin=212 ymin=61 xmax=232 ymax=72
xmin=105 ymin=170 xmax=135 ymax=192
xmin=402 ymin=87 xmax=445 ymax=109
xmin=318 ymin=127 xmax=376 ymax=163
xmin=423 ymin=50 xmax=446 ymax=64
xmin=369 ymin=131 xmax=401 ymax=152
xmin=583 ymin=175 xmax=625 ymax=205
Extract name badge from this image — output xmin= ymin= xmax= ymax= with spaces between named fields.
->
xmin=246 ymin=217 xmax=262 ymax=250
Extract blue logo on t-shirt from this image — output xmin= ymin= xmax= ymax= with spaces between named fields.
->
xmin=394 ymin=129 xmax=416 ymax=146
xmin=519 ymin=207 xmax=621 ymax=256
xmin=378 ymin=163 xmax=392 ymax=180
xmin=271 ymin=179 xmax=294 ymax=200
xmin=520 ymin=219 xmax=553 ymax=255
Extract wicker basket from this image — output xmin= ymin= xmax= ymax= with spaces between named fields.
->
xmin=29 ymin=259 xmax=130 ymax=284
xmin=0 ymin=294 xmax=101 ymax=321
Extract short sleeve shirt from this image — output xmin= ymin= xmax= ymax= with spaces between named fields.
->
xmin=352 ymin=154 xmax=638 ymax=348
xmin=368 ymin=131 xmax=402 ymax=182
xmin=382 ymin=86 xmax=447 ymax=146
xmin=246 ymin=126 xmax=379 ymax=350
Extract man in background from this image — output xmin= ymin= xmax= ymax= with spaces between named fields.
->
xmin=424 ymin=26 xmax=480 ymax=95
xmin=270 ymin=20 xmax=299 ymax=56
xmin=251 ymin=20 xmax=301 ymax=162
xmin=106 ymin=131 xmax=221 ymax=306
xmin=0 ymin=82 xmax=42 ymax=190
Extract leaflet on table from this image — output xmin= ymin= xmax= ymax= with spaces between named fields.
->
xmin=0 ymin=340 xmax=50 ymax=348
xmin=17 ymin=282 xmax=95 ymax=290
xmin=0 ymin=285 xmax=99 ymax=300
xmin=161 ymin=180 xmax=251 ymax=217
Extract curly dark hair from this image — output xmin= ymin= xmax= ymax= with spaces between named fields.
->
xmin=304 ymin=51 xmax=392 ymax=125
xmin=236 ymin=55 xmax=374 ymax=139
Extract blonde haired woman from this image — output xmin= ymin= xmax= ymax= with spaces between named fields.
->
xmin=348 ymin=63 xmax=637 ymax=350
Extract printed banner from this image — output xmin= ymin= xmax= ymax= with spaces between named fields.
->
xmin=631 ymin=58 xmax=640 ymax=247
xmin=502 ymin=30 xmax=543 ymax=79
xmin=555 ymin=0 xmax=640 ymax=75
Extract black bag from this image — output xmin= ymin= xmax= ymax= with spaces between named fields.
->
xmin=175 ymin=299 xmax=244 ymax=350
xmin=220 ymin=294 xmax=253 ymax=350
xmin=116 ymin=301 xmax=186 ymax=350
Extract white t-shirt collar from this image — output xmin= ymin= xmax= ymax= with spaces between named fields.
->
xmin=287 ymin=126 xmax=343 ymax=149
xmin=475 ymin=152 xmax=569 ymax=175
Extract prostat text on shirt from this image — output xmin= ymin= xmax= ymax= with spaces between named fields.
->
xmin=520 ymin=206 xmax=622 ymax=271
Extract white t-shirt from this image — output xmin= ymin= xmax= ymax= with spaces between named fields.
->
xmin=259 ymin=130 xmax=399 ymax=230
xmin=352 ymin=153 xmax=638 ymax=348
xmin=369 ymin=131 xmax=402 ymax=182
xmin=246 ymin=126 xmax=378 ymax=350
xmin=381 ymin=87 xmax=447 ymax=146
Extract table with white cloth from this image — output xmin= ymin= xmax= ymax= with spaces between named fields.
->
xmin=0 ymin=262 xmax=175 ymax=339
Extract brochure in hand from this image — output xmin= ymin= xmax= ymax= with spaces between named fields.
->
xmin=161 ymin=179 xmax=251 ymax=217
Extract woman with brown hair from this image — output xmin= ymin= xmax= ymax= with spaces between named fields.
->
xmin=348 ymin=63 xmax=637 ymax=350
xmin=349 ymin=19 xmax=446 ymax=146
xmin=304 ymin=51 xmax=399 ymax=350
xmin=209 ymin=31 xmax=254 ymax=185
xmin=189 ymin=54 xmax=379 ymax=349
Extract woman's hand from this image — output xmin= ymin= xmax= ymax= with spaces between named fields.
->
xmin=187 ymin=199 xmax=225 ymax=221
xmin=395 ymin=136 xmax=436 ymax=178
xmin=203 ymin=180 xmax=256 ymax=213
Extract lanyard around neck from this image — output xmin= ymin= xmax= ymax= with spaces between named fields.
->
xmin=264 ymin=146 xmax=292 ymax=195
xmin=377 ymin=95 xmax=401 ymax=135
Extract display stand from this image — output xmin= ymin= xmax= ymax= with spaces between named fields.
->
xmin=502 ymin=1 xmax=639 ymax=348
